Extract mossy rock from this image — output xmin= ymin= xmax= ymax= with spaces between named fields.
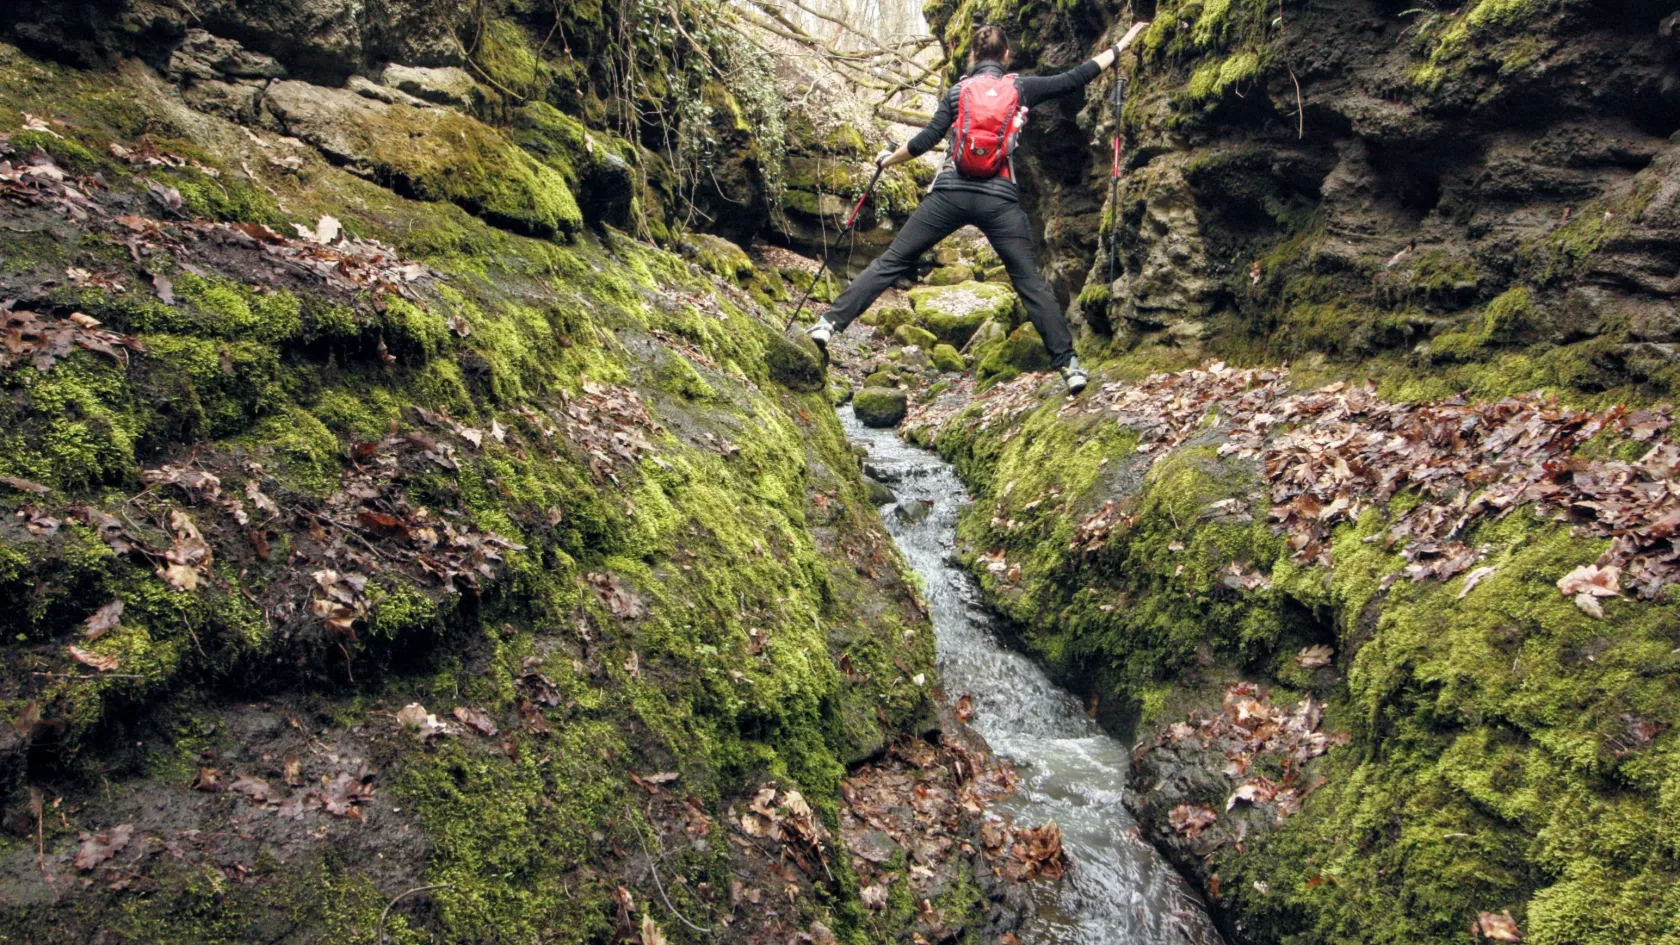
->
xmin=863 ymin=369 xmax=898 ymax=388
xmin=864 ymin=478 xmax=896 ymax=505
xmin=781 ymin=267 xmax=837 ymax=303
xmin=862 ymin=305 xmax=915 ymax=333
xmin=895 ymin=324 xmax=938 ymax=349
xmin=264 ymin=81 xmax=582 ymax=238
xmin=982 ymin=265 xmax=1010 ymax=283
xmin=853 ymin=386 xmax=908 ymax=428
xmin=931 ymin=343 xmax=966 ymax=373
xmin=828 ymin=375 xmax=854 ymax=405
xmin=510 ymin=102 xmax=636 ymax=228
xmin=680 ymin=233 xmax=754 ymax=282
xmin=977 ymin=323 xmax=1050 ymax=380
xmin=764 ymin=327 xmax=827 ymax=392
xmin=908 ymin=282 xmax=1017 ymax=348
xmin=925 ymin=265 xmax=973 ymax=286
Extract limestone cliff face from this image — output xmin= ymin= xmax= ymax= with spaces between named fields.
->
xmin=929 ymin=0 xmax=1680 ymax=399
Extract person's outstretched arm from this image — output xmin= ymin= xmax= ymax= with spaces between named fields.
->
xmin=875 ymin=87 xmax=958 ymax=169
xmin=1017 ymin=21 xmax=1149 ymax=107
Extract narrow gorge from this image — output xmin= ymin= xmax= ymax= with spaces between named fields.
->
xmin=0 ymin=0 xmax=1677 ymax=944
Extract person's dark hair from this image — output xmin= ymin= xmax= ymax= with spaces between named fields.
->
xmin=969 ymin=24 xmax=1009 ymax=68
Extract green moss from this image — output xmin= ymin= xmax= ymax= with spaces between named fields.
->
xmin=0 ymin=357 xmax=144 ymax=489
xmin=4 ymin=128 xmax=108 ymax=174
xmin=0 ymin=41 xmax=943 ymax=943
xmin=1186 ymin=51 xmax=1263 ymax=103
xmin=860 ymin=305 xmax=914 ymax=333
xmin=355 ymin=107 xmax=582 ymax=238
xmin=239 ymin=405 xmax=342 ymax=495
xmin=931 ymin=344 xmax=966 ymax=373
xmin=471 ymin=17 xmax=549 ymax=99
xmin=1077 ymin=280 xmax=1112 ymax=313
xmin=894 ymin=323 xmax=938 ymax=349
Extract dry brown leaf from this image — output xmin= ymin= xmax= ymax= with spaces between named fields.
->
xmin=1474 ymin=910 xmax=1523 ymax=942
xmin=73 ymin=824 xmax=133 ymax=871
xmin=1296 ymin=644 xmax=1333 ymax=669
xmin=452 ymin=706 xmax=499 ymax=737
xmin=68 ymin=645 xmax=119 ymax=672
xmin=83 ymin=599 xmax=123 ymax=640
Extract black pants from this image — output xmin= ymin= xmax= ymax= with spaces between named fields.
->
xmin=824 ymin=189 xmax=1075 ymax=369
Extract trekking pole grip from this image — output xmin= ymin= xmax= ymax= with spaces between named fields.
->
xmin=845 ymin=140 xmax=896 ymax=232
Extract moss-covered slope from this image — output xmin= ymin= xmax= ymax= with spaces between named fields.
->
xmin=0 ymin=42 xmax=948 ymax=945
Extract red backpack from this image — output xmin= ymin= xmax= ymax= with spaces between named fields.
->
xmin=953 ymin=73 xmax=1025 ymax=179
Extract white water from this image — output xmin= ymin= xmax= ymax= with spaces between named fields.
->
xmin=843 ymin=408 xmax=1223 ymax=945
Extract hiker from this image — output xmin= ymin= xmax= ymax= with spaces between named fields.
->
xmin=807 ymin=21 xmax=1150 ymax=395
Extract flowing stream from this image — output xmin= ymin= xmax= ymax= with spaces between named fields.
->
xmin=843 ymin=408 xmax=1223 ymax=945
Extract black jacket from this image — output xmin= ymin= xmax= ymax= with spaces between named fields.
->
xmin=908 ymin=58 xmax=1104 ymax=200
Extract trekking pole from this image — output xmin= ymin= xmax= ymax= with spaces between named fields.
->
xmin=1107 ymin=76 xmax=1126 ymax=287
xmin=783 ymin=143 xmax=895 ymax=332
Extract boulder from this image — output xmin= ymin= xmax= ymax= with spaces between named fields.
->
xmin=894 ymin=324 xmax=938 ymax=349
xmin=977 ymin=323 xmax=1050 ymax=380
xmin=909 ymin=281 xmax=1016 ymax=348
xmin=681 ymin=233 xmax=754 ymax=282
xmin=347 ymin=75 xmax=429 ymax=108
xmin=165 ymin=30 xmax=287 ymax=121
xmin=862 ymin=305 xmax=915 ymax=333
xmin=380 ymin=63 xmax=479 ymax=110
xmin=853 ymin=387 xmax=908 ymax=428
xmin=828 ymin=375 xmax=854 ymax=406
xmin=864 ymin=478 xmax=896 ymax=506
xmin=260 ymin=81 xmax=582 ymax=238
xmin=511 ymin=103 xmax=636 ymax=229
xmin=863 ymin=370 xmax=898 ymax=388
xmin=764 ymin=328 xmax=827 ymax=392
xmin=924 ymin=265 xmax=972 ymax=286
xmin=931 ymin=344 xmax=966 ymax=373
xmin=167 ymin=30 xmax=286 ymax=81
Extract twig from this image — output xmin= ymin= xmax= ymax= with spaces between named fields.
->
xmin=336 ymin=641 xmax=356 ymax=685
xmin=629 ymin=806 xmax=713 ymax=934
xmin=309 ymin=512 xmax=393 ymax=560
xmin=1287 ymin=64 xmax=1304 ymax=139
xmin=32 ymin=672 xmax=149 ymax=680
xmin=377 ymin=882 xmax=453 ymax=944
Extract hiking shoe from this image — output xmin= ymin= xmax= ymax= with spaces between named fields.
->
xmin=807 ymin=317 xmax=835 ymax=354
xmin=1060 ymin=358 xmax=1089 ymax=395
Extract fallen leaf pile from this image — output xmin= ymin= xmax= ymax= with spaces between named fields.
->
xmin=981 ymin=819 xmax=1068 ymax=882
xmin=919 ymin=360 xmax=1680 ymax=607
xmin=840 ymin=732 xmax=1067 ymax=925
xmin=2 ymin=132 xmax=434 ymax=303
xmin=739 ymin=784 xmax=828 ymax=849
xmin=586 ymin=571 xmax=646 ymax=619
xmin=1137 ymin=683 xmax=1349 ymax=846
xmin=560 ymin=380 xmax=662 ymax=482
xmin=1 ymin=305 xmax=144 ymax=371
xmin=192 ymin=762 xmax=377 ymax=821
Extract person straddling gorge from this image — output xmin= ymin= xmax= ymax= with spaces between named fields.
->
xmin=807 ymin=20 xmax=1150 ymax=395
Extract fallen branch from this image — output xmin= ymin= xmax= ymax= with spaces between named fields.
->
xmin=875 ymin=104 xmax=935 ymax=125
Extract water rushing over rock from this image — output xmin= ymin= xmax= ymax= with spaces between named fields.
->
xmin=843 ymin=408 xmax=1222 ymax=945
